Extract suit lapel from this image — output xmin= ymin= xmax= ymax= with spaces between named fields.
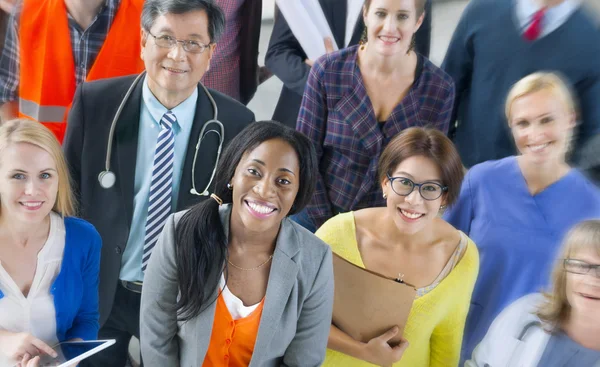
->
xmin=249 ymin=219 xmax=300 ymax=366
xmin=114 ymin=76 xmax=144 ymax=226
xmin=176 ymin=84 xmax=219 ymax=209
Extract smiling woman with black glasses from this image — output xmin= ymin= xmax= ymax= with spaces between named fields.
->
xmin=315 ymin=127 xmax=479 ymax=367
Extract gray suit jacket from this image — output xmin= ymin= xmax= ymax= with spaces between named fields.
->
xmin=140 ymin=204 xmax=334 ymax=366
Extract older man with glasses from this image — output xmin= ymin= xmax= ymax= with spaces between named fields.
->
xmin=63 ymin=0 xmax=255 ymax=365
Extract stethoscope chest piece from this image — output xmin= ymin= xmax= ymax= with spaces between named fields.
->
xmin=98 ymin=170 xmax=116 ymax=189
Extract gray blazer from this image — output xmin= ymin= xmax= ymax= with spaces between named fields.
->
xmin=140 ymin=204 xmax=334 ymax=366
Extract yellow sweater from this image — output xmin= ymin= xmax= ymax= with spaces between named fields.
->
xmin=316 ymin=212 xmax=479 ymax=367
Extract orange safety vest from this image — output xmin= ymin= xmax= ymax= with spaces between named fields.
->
xmin=18 ymin=0 xmax=145 ymax=143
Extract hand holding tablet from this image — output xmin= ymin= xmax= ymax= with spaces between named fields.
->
xmin=0 ymin=331 xmax=57 ymax=366
xmin=11 ymin=340 xmax=115 ymax=367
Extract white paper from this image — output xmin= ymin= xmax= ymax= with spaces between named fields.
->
xmin=276 ymin=0 xmax=339 ymax=61
xmin=345 ymin=0 xmax=364 ymax=47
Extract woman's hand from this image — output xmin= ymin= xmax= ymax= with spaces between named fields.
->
xmin=359 ymin=326 xmax=410 ymax=367
xmin=0 ymin=331 xmax=57 ymax=363
xmin=304 ymin=37 xmax=335 ymax=67
xmin=19 ymin=353 xmax=40 ymax=367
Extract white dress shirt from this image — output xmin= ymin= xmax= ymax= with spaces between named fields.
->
xmin=516 ymin=0 xmax=580 ymax=38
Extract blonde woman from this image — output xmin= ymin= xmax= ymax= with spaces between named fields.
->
xmin=444 ymin=72 xmax=600 ymax=361
xmin=0 ymin=119 xmax=101 ymax=366
xmin=467 ymin=220 xmax=600 ymax=366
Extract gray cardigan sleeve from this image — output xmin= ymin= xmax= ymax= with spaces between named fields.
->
xmin=282 ymin=246 xmax=334 ymax=366
xmin=140 ymin=214 xmax=181 ymax=366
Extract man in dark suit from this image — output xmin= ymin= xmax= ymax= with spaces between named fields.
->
xmin=266 ymin=0 xmax=432 ymax=129
xmin=63 ymin=0 xmax=254 ymax=365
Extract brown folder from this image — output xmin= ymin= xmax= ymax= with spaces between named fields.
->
xmin=332 ymin=252 xmax=417 ymax=345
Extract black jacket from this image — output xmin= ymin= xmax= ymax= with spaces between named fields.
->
xmin=63 ymin=74 xmax=254 ymax=325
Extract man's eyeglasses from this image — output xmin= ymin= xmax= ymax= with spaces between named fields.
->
xmin=147 ymin=31 xmax=211 ymax=54
xmin=386 ymin=173 xmax=448 ymax=201
xmin=564 ymin=258 xmax=600 ymax=277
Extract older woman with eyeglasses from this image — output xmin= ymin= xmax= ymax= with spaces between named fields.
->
xmin=316 ymin=127 xmax=479 ymax=367
xmin=467 ymin=220 xmax=600 ymax=366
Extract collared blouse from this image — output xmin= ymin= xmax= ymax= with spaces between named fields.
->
xmin=297 ymin=45 xmax=455 ymax=228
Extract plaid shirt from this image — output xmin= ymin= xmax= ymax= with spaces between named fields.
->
xmin=297 ymin=45 xmax=455 ymax=228
xmin=201 ymin=0 xmax=244 ymax=101
xmin=0 ymin=0 xmax=120 ymax=103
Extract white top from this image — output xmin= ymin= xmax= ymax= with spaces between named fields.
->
xmin=346 ymin=0 xmax=364 ymax=47
xmin=0 ymin=212 xmax=65 ymax=365
xmin=219 ymin=274 xmax=260 ymax=320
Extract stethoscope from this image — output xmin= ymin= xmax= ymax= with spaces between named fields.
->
xmin=97 ymin=71 xmax=224 ymax=197
xmin=516 ymin=320 xmax=541 ymax=341
xmin=482 ymin=321 xmax=542 ymax=367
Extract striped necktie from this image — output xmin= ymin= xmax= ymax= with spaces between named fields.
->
xmin=142 ymin=111 xmax=176 ymax=272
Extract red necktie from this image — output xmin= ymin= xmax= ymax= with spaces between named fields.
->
xmin=523 ymin=8 xmax=546 ymax=41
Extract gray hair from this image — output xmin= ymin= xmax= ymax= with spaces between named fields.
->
xmin=141 ymin=0 xmax=226 ymax=43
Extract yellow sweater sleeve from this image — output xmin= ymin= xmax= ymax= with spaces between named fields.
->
xmin=429 ymin=238 xmax=480 ymax=367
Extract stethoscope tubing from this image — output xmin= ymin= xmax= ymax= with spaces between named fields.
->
xmin=99 ymin=71 xmax=223 ymax=197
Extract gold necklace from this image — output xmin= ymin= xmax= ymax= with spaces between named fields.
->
xmin=227 ymin=255 xmax=273 ymax=271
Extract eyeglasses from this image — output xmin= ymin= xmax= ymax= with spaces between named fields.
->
xmin=564 ymin=259 xmax=600 ymax=277
xmin=147 ymin=31 xmax=211 ymax=54
xmin=386 ymin=173 xmax=448 ymax=201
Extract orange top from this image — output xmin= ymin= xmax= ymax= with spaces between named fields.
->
xmin=202 ymin=293 xmax=264 ymax=367
xmin=18 ymin=0 xmax=145 ymax=143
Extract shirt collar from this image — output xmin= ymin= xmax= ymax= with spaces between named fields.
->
xmin=66 ymin=0 xmax=119 ymax=26
xmin=142 ymin=76 xmax=199 ymax=134
xmin=516 ymin=0 xmax=580 ymax=29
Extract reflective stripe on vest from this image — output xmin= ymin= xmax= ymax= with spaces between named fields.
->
xmin=19 ymin=99 xmax=67 ymax=123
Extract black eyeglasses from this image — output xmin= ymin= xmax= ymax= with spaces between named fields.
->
xmin=386 ymin=173 xmax=448 ymax=201
xmin=147 ymin=31 xmax=211 ymax=54
xmin=564 ymin=259 xmax=600 ymax=277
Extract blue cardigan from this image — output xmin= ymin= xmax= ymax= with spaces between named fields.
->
xmin=0 ymin=217 xmax=101 ymax=342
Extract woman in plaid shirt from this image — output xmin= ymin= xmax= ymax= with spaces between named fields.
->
xmin=296 ymin=0 xmax=455 ymax=232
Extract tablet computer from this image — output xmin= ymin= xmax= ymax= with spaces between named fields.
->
xmin=34 ymin=340 xmax=116 ymax=367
